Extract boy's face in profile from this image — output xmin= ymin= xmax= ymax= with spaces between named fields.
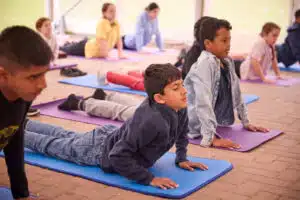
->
xmin=205 ymin=28 xmax=231 ymax=59
xmin=0 ymin=65 xmax=48 ymax=101
xmin=157 ymin=79 xmax=187 ymax=111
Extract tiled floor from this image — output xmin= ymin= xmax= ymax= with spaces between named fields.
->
xmin=1 ymin=50 xmax=300 ymax=200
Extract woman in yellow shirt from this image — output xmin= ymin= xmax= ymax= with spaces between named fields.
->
xmin=60 ymin=3 xmax=125 ymax=59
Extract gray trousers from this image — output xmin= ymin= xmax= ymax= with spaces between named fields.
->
xmin=83 ymin=93 xmax=142 ymax=122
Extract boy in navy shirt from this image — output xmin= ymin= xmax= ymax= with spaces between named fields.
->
xmin=24 ymin=64 xmax=208 ymax=190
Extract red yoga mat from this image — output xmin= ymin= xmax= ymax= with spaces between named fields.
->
xmin=127 ymin=70 xmax=144 ymax=79
xmin=106 ymin=72 xmax=145 ymax=91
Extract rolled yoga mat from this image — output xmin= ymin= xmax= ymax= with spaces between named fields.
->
xmin=0 ymin=150 xmax=232 ymax=199
xmin=106 ymin=71 xmax=144 ymax=91
xmin=188 ymin=124 xmax=283 ymax=152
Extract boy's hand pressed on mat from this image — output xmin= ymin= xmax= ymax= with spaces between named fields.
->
xmin=178 ymin=161 xmax=208 ymax=171
xmin=118 ymin=54 xmax=127 ymax=59
xmin=244 ymin=124 xmax=269 ymax=133
xmin=150 ymin=177 xmax=179 ymax=190
xmin=212 ymin=138 xmax=241 ymax=149
xmin=263 ymin=78 xmax=276 ymax=84
xmin=276 ymin=75 xmax=285 ymax=80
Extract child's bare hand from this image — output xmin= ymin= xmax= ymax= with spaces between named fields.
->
xmin=118 ymin=54 xmax=127 ymax=59
xmin=263 ymin=78 xmax=276 ymax=84
xmin=244 ymin=124 xmax=269 ymax=133
xmin=212 ymin=138 xmax=241 ymax=149
xmin=179 ymin=161 xmax=208 ymax=171
xmin=150 ymin=177 xmax=178 ymax=190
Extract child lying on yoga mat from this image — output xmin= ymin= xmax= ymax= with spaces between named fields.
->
xmin=240 ymin=22 xmax=283 ymax=83
xmin=25 ymin=64 xmax=208 ymax=190
xmin=184 ymin=18 xmax=269 ymax=149
xmin=58 ymin=89 xmax=141 ymax=122
xmin=60 ymin=3 xmax=125 ymax=59
xmin=0 ymin=26 xmax=53 ymax=200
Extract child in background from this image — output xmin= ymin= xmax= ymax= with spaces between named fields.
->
xmin=35 ymin=17 xmax=59 ymax=59
xmin=240 ymin=22 xmax=283 ymax=83
xmin=24 ymin=64 xmax=208 ymax=190
xmin=60 ymin=3 xmax=125 ymax=59
xmin=181 ymin=16 xmax=216 ymax=79
xmin=123 ymin=2 xmax=163 ymax=52
xmin=276 ymin=9 xmax=300 ymax=67
xmin=29 ymin=17 xmax=58 ymax=116
xmin=0 ymin=26 xmax=53 ymax=199
xmin=184 ymin=18 xmax=269 ymax=149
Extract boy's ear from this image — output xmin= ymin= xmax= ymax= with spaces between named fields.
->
xmin=153 ymin=93 xmax=166 ymax=104
xmin=204 ymin=39 xmax=211 ymax=49
xmin=0 ymin=66 xmax=9 ymax=83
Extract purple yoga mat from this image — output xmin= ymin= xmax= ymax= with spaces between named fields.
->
xmin=32 ymin=98 xmax=122 ymax=127
xmin=241 ymin=76 xmax=300 ymax=87
xmin=188 ymin=125 xmax=283 ymax=152
xmin=70 ymin=49 xmax=141 ymax=62
xmin=50 ymin=63 xmax=77 ymax=70
xmin=70 ymin=55 xmax=141 ymax=62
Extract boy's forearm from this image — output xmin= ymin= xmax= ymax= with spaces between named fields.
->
xmin=271 ymin=59 xmax=280 ymax=76
xmin=4 ymin=130 xmax=29 ymax=199
xmin=117 ymin=39 xmax=123 ymax=56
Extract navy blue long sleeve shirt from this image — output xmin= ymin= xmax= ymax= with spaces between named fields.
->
xmin=100 ymin=98 xmax=189 ymax=185
xmin=277 ymin=23 xmax=300 ymax=66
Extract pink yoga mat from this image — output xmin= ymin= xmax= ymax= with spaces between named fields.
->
xmin=137 ymin=47 xmax=179 ymax=56
xmin=241 ymin=76 xmax=300 ymax=87
xmin=32 ymin=98 xmax=122 ymax=127
xmin=50 ymin=64 xmax=77 ymax=70
xmin=188 ymin=125 xmax=283 ymax=152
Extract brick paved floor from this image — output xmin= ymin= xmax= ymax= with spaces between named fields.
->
xmin=1 ymin=51 xmax=299 ymax=200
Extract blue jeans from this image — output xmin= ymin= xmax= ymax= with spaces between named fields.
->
xmin=24 ymin=120 xmax=118 ymax=166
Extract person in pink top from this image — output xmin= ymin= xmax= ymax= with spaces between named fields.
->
xmin=240 ymin=22 xmax=283 ymax=84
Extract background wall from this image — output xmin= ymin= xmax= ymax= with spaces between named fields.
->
xmin=54 ymin=0 xmax=196 ymax=42
xmin=0 ymin=0 xmax=294 ymax=54
xmin=203 ymin=0 xmax=291 ymax=53
xmin=0 ymin=0 xmax=45 ymax=31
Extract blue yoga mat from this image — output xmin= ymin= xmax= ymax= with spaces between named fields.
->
xmin=0 ymin=187 xmax=13 ymax=200
xmin=278 ymin=62 xmax=300 ymax=72
xmin=0 ymin=150 xmax=232 ymax=199
xmin=59 ymin=75 xmax=259 ymax=104
xmin=0 ymin=187 xmax=36 ymax=200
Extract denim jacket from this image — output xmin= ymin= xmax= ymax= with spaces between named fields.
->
xmin=184 ymin=50 xmax=249 ymax=146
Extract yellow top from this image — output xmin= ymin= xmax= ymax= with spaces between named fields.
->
xmin=85 ymin=19 xmax=120 ymax=58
